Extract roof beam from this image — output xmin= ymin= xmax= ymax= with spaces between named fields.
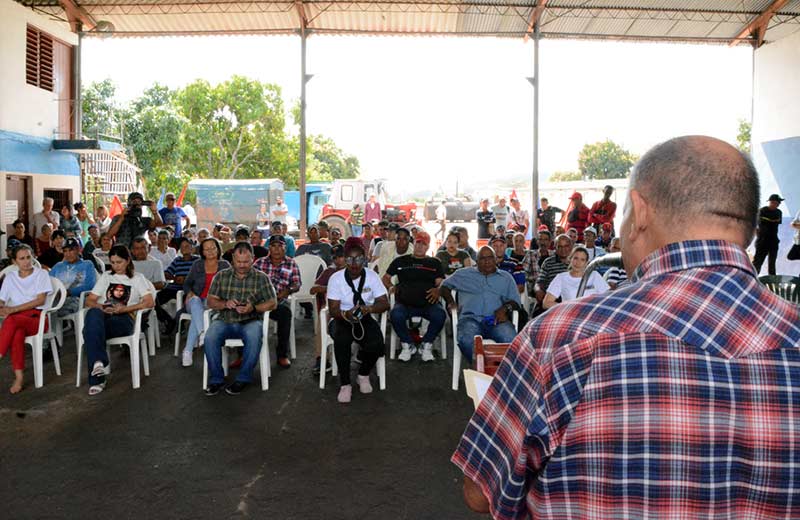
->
xmin=523 ymin=0 xmax=547 ymax=42
xmin=295 ymin=1 xmax=308 ymax=29
xmin=59 ymin=0 xmax=97 ymax=32
xmin=729 ymin=0 xmax=788 ymax=48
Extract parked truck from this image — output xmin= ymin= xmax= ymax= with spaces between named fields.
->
xmin=320 ymin=179 xmax=418 ymax=238
xmin=188 ymin=178 xmax=284 ymax=231
xmin=284 ymin=183 xmax=330 ymax=234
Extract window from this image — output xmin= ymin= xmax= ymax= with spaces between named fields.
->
xmin=340 ymin=185 xmax=353 ymax=202
xmin=26 ymin=25 xmax=54 ymax=92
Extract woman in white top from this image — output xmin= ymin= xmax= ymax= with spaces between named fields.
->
xmin=543 ymin=245 xmax=609 ymax=309
xmin=0 ymin=244 xmax=53 ymax=394
xmin=83 ymin=245 xmax=155 ymax=395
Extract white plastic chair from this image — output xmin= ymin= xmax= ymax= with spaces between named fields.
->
xmin=290 ymin=254 xmax=328 ymax=350
xmin=24 ymin=277 xmax=66 ymax=388
xmin=450 ymin=306 xmax=518 ymax=391
xmin=318 ymin=307 xmax=388 ymax=391
xmin=201 ymin=309 xmax=271 ymax=391
xmin=75 ymin=308 xmax=150 ymax=389
xmin=387 ymin=292 xmax=447 ymax=359
xmin=53 ymin=290 xmax=90 ymax=367
xmin=173 ymin=290 xmax=194 ymax=357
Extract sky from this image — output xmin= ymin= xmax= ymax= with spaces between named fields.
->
xmin=82 ymin=35 xmax=754 ymax=194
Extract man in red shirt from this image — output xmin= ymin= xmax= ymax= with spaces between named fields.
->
xmin=565 ymin=192 xmax=590 ymax=242
xmin=589 ymin=184 xmax=617 ymax=234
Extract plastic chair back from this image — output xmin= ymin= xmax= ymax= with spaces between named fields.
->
xmin=294 ymin=254 xmax=328 ymax=298
xmin=758 ymin=275 xmax=800 ymax=303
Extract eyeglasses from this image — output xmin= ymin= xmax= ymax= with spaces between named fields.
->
xmin=345 ymin=255 xmax=366 ymax=265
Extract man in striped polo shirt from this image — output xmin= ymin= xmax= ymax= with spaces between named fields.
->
xmin=533 ymin=233 xmax=572 ymax=309
xmin=453 ymin=135 xmax=800 ymax=518
xmin=156 ymin=237 xmax=199 ymax=330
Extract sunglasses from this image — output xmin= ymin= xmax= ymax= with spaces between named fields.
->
xmin=345 ymin=255 xmax=366 ymax=265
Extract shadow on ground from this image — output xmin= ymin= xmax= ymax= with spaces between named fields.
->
xmin=0 ymin=317 xmax=485 ymax=520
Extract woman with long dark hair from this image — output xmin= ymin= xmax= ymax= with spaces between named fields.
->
xmin=83 ymin=245 xmax=155 ymax=395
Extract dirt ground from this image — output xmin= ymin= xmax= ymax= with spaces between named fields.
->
xmin=0 ymin=316 xmax=486 ymax=520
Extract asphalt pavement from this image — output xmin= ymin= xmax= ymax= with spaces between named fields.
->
xmin=0 ymin=316 xmax=485 ymax=520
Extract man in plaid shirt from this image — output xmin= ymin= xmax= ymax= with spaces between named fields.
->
xmin=453 ymin=135 xmax=800 ymax=518
xmin=254 ymin=234 xmax=301 ymax=369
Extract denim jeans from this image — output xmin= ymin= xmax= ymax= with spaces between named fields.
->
xmin=83 ymin=308 xmax=134 ymax=386
xmin=456 ymin=316 xmax=516 ymax=362
xmin=350 ymin=224 xmax=363 ymax=237
xmin=203 ymin=318 xmax=263 ymax=385
xmin=389 ymin=303 xmax=447 ymax=343
xmin=183 ymin=296 xmax=206 ymax=354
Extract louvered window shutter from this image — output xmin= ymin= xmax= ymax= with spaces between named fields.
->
xmin=25 ymin=25 xmax=54 ymax=92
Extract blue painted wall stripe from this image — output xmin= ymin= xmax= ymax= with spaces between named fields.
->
xmin=0 ymin=130 xmax=80 ymax=176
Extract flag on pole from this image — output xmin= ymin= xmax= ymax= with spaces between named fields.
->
xmin=156 ymin=187 xmax=166 ymax=210
xmin=176 ymin=183 xmax=188 ymax=206
xmin=109 ymin=195 xmax=124 ymax=218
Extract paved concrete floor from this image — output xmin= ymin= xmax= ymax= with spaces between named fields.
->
xmin=0 ymin=317 xmax=485 ymax=520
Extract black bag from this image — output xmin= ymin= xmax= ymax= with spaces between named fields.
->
xmin=789 ymin=244 xmax=800 ymax=261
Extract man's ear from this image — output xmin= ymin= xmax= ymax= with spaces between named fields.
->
xmin=627 ymin=189 xmax=650 ymax=244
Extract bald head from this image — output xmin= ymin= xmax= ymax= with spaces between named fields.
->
xmin=631 ymin=135 xmax=759 ymax=243
xmin=621 ymin=136 xmax=760 ymax=272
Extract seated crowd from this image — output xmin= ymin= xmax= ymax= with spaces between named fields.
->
xmin=0 ymin=188 xmax=620 ymax=400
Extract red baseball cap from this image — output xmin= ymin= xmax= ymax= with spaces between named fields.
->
xmin=569 ymin=192 xmax=582 ymax=200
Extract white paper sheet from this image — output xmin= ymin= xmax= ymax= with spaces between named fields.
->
xmin=463 ymin=369 xmax=494 ymax=409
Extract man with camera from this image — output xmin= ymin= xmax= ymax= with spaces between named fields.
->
xmin=107 ymin=192 xmax=162 ymax=249
xmin=327 ymin=237 xmax=389 ymax=403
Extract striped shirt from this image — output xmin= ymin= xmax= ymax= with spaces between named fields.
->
xmin=535 ymin=254 xmax=569 ymax=292
xmin=452 ymin=240 xmax=800 ymax=519
xmin=165 ymin=254 xmax=199 ymax=290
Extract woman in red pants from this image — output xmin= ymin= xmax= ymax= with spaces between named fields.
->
xmin=0 ymin=244 xmax=53 ymax=394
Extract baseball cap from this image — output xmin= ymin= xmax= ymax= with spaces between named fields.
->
xmin=415 ymin=230 xmax=431 ymax=245
xmin=395 ymin=227 xmax=411 ymax=237
xmin=7 ymin=238 xmax=22 ymax=249
xmin=268 ymin=234 xmax=285 ymax=245
xmin=387 ymin=223 xmax=400 ymax=232
xmin=165 ymin=192 xmax=176 ymax=200
xmin=569 ymin=192 xmax=583 ymax=200
xmin=601 ymin=222 xmax=612 ymax=231
xmin=63 ymin=237 xmax=81 ymax=249
xmin=317 ymin=220 xmax=330 ymax=229
xmin=271 ymin=221 xmax=283 ymax=229
xmin=489 ymin=234 xmax=507 ymax=244
xmin=583 ymin=226 xmax=597 ymax=236
xmin=128 ymin=192 xmax=144 ymax=203
xmin=768 ymin=194 xmax=785 ymax=202
xmin=331 ymin=244 xmax=345 ymax=257
xmin=308 ymin=224 xmax=320 ymax=232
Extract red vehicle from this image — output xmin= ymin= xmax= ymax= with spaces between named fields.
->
xmin=320 ymin=179 xmax=417 ymax=238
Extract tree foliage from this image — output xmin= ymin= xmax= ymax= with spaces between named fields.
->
xmin=548 ymin=170 xmax=582 ymax=182
xmin=83 ymin=76 xmax=361 ymax=198
xmin=737 ymin=119 xmax=751 ymax=154
xmin=82 ymin=79 xmax=122 ymax=138
xmin=578 ymin=140 xmax=637 ymax=180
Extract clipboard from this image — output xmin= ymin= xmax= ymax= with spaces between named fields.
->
xmin=463 ymin=369 xmax=494 ymax=409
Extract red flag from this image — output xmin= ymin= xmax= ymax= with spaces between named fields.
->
xmin=109 ymin=195 xmax=124 ymax=218
xmin=510 ymin=189 xmax=518 ymax=200
xmin=176 ymin=183 xmax=188 ymax=207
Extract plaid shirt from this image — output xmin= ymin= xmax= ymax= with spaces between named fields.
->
xmin=207 ymin=267 xmax=275 ymax=323
xmin=452 ymin=240 xmax=800 ymax=519
xmin=253 ymin=255 xmax=301 ymax=304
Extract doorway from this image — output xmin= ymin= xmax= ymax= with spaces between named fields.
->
xmin=5 ymin=175 xmax=31 ymax=235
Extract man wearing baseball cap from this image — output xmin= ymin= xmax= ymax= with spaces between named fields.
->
xmin=753 ymin=193 xmax=785 ymax=275
xmin=566 ymin=191 xmax=590 ymax=242
xmin=158 ymin=192 xmax=189 ymax=239
xmin=107 ymin=191 xmax=163 ymax=248
xmin=383 ymin=230 xmax=447 ymax=362
xmin=296 ymin=224 xmax=333 ymax=266
xmin=476 ymin=198 xmax=496 ymax=240
xmin=49 ymin=237 xmax=97 ymax=317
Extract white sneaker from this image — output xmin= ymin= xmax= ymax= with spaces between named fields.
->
xmin=398 ymin=343 xmax=415 ymax=362
xmin=181 ymin=350 xmax=193 ymax=367
xmin=420 ymin=342 xmax=435 ymax=362
xmin=357 ymin=374 xmax=373 ymax=394
xmin=337 ymin=385 xmax=352 ymax=403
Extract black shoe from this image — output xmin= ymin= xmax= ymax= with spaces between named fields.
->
xmin=313 ymin=356 xmax=322 ymax=376
xmin=205 ymin=383 xmax=224 ymax=396
xmin=225 ymin=381 xmax=248 ymax=395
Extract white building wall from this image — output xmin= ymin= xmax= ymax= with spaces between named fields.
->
xmin=752 ymin=29 xmax=800 ymax=209
xmin=0 ymin=0 xmax=78 ymax=139
xmin=0 ymin=171 xmax=80 ymax=236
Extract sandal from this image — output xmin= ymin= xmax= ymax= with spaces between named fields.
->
xmin=91 ymin=361 xmax=106 ymax=377
xmin=88 ymin=382 xmax=106 ymax=396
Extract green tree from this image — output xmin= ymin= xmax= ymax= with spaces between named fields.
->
xmin=578 ymin=140 xmax=637 ymax=180
xmin=175 ymin=76 xmax=288 ymax=179
xmin=81 ymin=79 xmax=122 ymax=138
xmin=548 ymin=170 xmax=582 ymax=182
xmin=737 ymin=119 xmax=752 ymax=154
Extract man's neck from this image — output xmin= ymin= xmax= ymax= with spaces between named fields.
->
xmin=397 ymin=246 xmax=409 ymax=254
xmin=270 ymin=256 xmax=283 ymax=266
xmin=235 ymin=269 xmax=250 ymax=280
xmin=479 ymin=268 xmax=496 ymax=275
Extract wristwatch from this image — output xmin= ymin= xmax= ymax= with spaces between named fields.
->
xmin=504 ymin=303 xmax=514 ymax=315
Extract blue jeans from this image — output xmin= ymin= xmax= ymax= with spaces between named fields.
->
xmin=456 ymin=316 xmax=516 ymax=362
xmin=350 ymin=224 xmax=363 ymax=236
xmin=390 ymin=303 xmax=447 ymax=343
xmin=203 ymin=319 xmax=263 ymax=385
xmin=83 ymin=308 xmax=134 ymax=386
xmin=183 ymin=296 xmax=206 ymax=354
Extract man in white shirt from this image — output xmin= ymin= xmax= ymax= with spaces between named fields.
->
xmin=491 ymin=197 xmax=510 ymax=229
xmin=31 ymin=197 xmax=60 ymax=240
xmin=435 ymin=200 xmax=447 ymax=241
xmin=270 ymin=196 xmax=289 ymax=224
xmin=130 ymin=237 xmax=166 ymax=291
xmin=149 ymin=230 xmax=177 ymax=270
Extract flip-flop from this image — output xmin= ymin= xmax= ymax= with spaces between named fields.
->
xmin=88 ymin=382 xmax=106 ymax=396
xmin=91 ymin=362 xmax=106 ymax=377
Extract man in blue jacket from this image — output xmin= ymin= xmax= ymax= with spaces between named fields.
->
xmin=50 ymin=237 xmax=97 ymax=316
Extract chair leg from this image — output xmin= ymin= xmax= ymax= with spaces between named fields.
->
xmin=440 ymin=327 xmax=447 ymax=360
xmin=173 ymin=319 xmax=183 ymax=357
xmin=319 ymin=338 xmax=328 ymax=389
xmin=147 ymin=320 xmax=156 ymax=357
xmin=452 ymin=347 xmax=461 ymax=391
xmin=290 ymin=318 xmax=297 ymax=359
xmin=76 ymin=336 xmax=83 ymax=387
xmin=259 ymin=346 xmax=270 ymax=391
xmin=51 ymin=338 xmax=62 ymax=376
xmin=202 ymin=356 xmax=208 ymax=390
xmin=222 ymin=347 xmax=229 ymax=377
xmin=130 ymin=342 xmax=141 ymax=389
xmin=377 ymin=356 xmax=386 ymax=390
xmin=140 ymin=338 xmax=150 ymax=377
xmin=33 ymin=340 xmax=44 ymax=389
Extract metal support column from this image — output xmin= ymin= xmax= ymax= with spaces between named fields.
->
xmin=529 ymin=21 xmax=540 ymax=234
xmin=73 ymin=28 xmax=83 ymax=139
xmin=299 ymin=27 xmax=308 ymax=237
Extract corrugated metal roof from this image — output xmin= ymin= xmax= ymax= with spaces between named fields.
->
xmin=15 ymin=0 xmax=800 ymax=44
